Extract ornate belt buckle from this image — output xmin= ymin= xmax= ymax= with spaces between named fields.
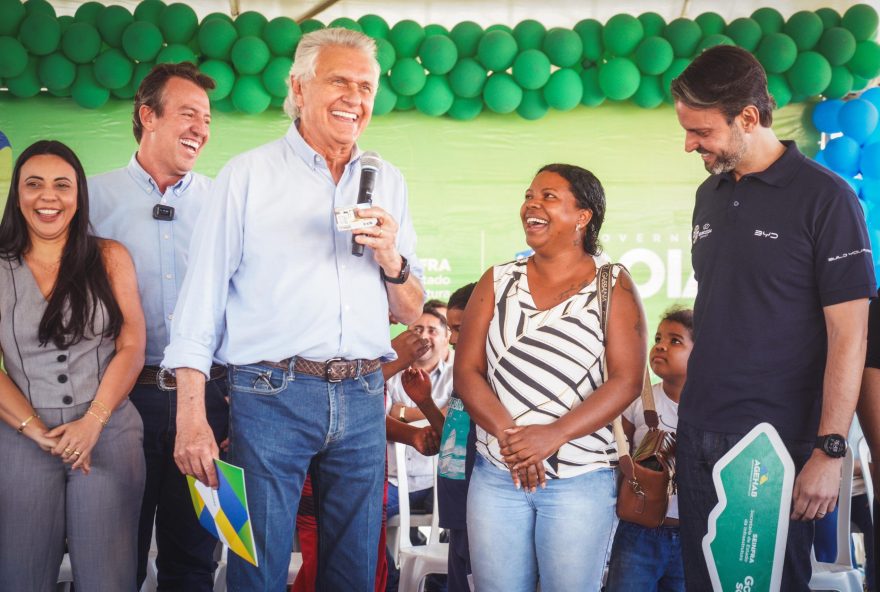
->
xmin=324 ymin=357 xmax=344 ymax=383
xmin=157 ymin=367 xmax=176 ymax=391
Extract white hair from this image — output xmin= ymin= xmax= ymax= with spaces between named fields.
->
xmin=283 ymin=28 xmax=380 ymax=119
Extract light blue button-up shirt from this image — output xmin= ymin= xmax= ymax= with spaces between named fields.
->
xmin=89 ymin=155 xmax=213 ymax=365
xmin=162 ymin=121 xmax=423 ymax=376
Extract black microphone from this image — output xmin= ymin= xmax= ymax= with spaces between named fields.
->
xmin=352 ymin=151 xmax=382 ymax=257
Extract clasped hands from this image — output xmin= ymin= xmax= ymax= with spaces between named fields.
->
xmin=499 ymin=423 xmax=563 ymax=492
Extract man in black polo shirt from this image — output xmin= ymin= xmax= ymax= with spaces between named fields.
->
xmin=671 ymin=45 xmax=875 ymax=590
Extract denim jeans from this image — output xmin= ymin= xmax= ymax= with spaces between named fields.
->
xmin=677 ymin=423 xmax=814 ymax=592
xmin=467 ymin=455 xmax=616 ymax=592
xmin=226 ymin=362 xmax=386 ymax=592
xmin=130 ymin=380 xmax=229 ymax=591
xmin=605 ymin=520 xmax=684 ymax=592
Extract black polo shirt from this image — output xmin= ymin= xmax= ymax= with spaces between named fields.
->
xmin=680 ymin=141 xmax=875 ymax=443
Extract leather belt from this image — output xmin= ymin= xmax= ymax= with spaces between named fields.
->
xmin=258 ymin=357 xmax=381 ymax=383
xmin=137 ymin=365 xmax=226 ymax=389
xmin=662 ymin=518 xmax=680 ymax=528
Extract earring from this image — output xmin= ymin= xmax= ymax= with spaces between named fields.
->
xmin=575 ymin=223 xmax=583 ymax=232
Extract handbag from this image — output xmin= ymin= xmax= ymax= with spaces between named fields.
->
xmin=596 ymin=263 xmax=676 ymax=529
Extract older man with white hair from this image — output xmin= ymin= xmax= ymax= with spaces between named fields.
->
xmin=162 ymin=28 xmax=424 ymax=590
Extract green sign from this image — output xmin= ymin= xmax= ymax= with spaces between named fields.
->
xmin=703 ymin=423 xmax=794 ymax=592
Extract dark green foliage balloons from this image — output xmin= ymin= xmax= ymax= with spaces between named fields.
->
xmin=375 ymin=37 xmax=396 ymax=72
xmin=635 ymin=36 xmax=673 ymax=75
xmin=818 ymin=27 xmax=857 ymax=66
xmin=725 ymin=18 xmax=762 ymax=52
xmin=24 ymin=0 xmax=53 ymax=18
xmin=449 ymin=21 xmax=482 ymax=58
xmin=448 ymin=57 xmax=486 ymax=98
xmin=124 ymin=20 xmax=163 ymax=61
xmin=662 ymin=58 xmax=690 ymax=102
xmin=852 ymin=74 xmax=870 ymax=92
xmin=580 ymin=66 xmax=605 ymax=106
xmin=543 ymin=27 xmax=583 ymax=68
xmin=696 ymin=34 xmax=735 ymax=53
xmin=750 ymin=7 xmax=784 ymax=34
xmin=134 ymin=0 xmax=165 ymax=25
xmin=156 ymin=43 xmax=197 ymax=65
xmin=849 ymin=41 xmax=880 ymax=79
xmin=263 ymin=17 xmax=300 ymax=57
xmin=512 ymin=49 xmax=550 ymax=90
xmin=113 ymin=61 xmax=151 ymax=98
xmin=784 ymin=11 xmax=823 ymax=51
xmin=0 ymin=0 xmax=26 ymax=36
xmin=358 ymin=14 xmax=389 ymax=39
xmin=448 ymin=96 xmax=482 ymax=120
xmin=300 ymin=19 xmax=323 ymax=34
xmin=816 ymin=8 xmax=841 ymax=30
xmin=695 ymin=12 xmax=725 ymax=36
xmin=483 ymin=72 xmax=522 ymax=113
xmin=389 ymin=20 xmax=424 ymax=58
xmin=73 ymin=0 xmax=102 ymax=24
xmin=419 ymin=34 xmax=457 ymax=74
xmin=543 ymin=68 xmax=582 ymax=111
xmin=842 ymin=4 xmax=879 ymax=42
xmin=574 ymin=19 xmax=603 ymax=63
xmin=94 ymin=48 xmax=132 ymax=89
xmin=97 ymin=5 xmax=132 ymax=48
xmin=486 ymin=24 xmax=513 ymax=35
xmin=19 ymin=13 xmax=59 ymax=55
xmin=231 ymin=74 xmax=270 ymax=114
xmin=766 ymin=73 xmax=792 ymax=107
xmin=389 ymin=57 xmax=426 ymax=96
xmin=664 ymin=18 xmax=701 ymax=57
xmin=38 ymin=51 xmax=74 ymax=90
xmin=395 ymin=94 xmax=414 ymax=111
xmin=231 ymin=36 xmax=270 ymax=74
xmin=328 ymin=17 xmax=361 ymax=32
xmin=756 ymin=33 xmax=797 ymax=73
xmin=603 ymin=14 xmax=643 ymax=56
xmin=198 ymin=18 xmax=237 ymax=60
xmin=7 ymin=56 xmax=39 ymax=97
xmin=517 ymin=89 xmax=549 ymax=120
xmin=423 ymin=24 xmax=448 ymax=37
xmin=513 ymin=19 xmax=545 ymax=51
xmin=824 ymin=65 xmax=853 ymax=99
xmin=633 ymin=75 xmax=664 ymax=108
xmin=599 ymin=57 xmax=640 ymax=100
xmin=57 ymin=14 xmax=73 ymax=33
xmin=235 ymin=11 xmax=266 ymax=37
xmin=478 ymin=30 xmax=517 ymax=71
xmin=159 ymin=3 xmax=198 ymax=44
xmin=72 ymin=64 xmax=109 ymax=108
xmin=199 ymin=59 xmax=234 ymax=100
xmin=373 ymin=76 xmax=396 ymax=115
xmin=639 ymin=12 xmax=666 ymax=37
xmin=261 ymin=56 xmax=290 ymax=98
xmin=415 ymin=74 xmax=454 ymax=116
xmin=61 ymin=22 xmax=101 ymax=63
xmin=787 ymin=51 xmax=831 ymax=97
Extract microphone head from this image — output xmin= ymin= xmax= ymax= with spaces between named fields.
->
xmin=360 ymin=151 xmax=382 ymax=172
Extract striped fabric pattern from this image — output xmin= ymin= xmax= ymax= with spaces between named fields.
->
xmin=476 ymin=259 xmax=621 ymax=479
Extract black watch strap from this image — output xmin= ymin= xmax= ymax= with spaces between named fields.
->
xmin=381 ymin=256 xmax=410 ymax=285
xmin=815 ymin=433 xmax=847 ymax=458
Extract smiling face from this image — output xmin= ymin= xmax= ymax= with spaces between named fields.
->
xmin=409 ymin=311 xmax=449 ymax=369
xmin=675 ymin=102 xmax=748 ymax=175
xmin=521 ymin=170 xmax=591 ymax=253
xmin=292 ymin=45 xmax=377 ymax=158
xmin=18 ymin=154 xmax=78 ymax=244
xmin=649 ymin=319 xmax=694 ymax=382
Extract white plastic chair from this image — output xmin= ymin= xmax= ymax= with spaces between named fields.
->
xmin=387 ymin=424 xmax=436 ymax=567
xmin=56 ymin=553 xmax=72 ymax=592
xmin=858 ymin=437 xmax=874 ymax=522
xmin=809 ymin=447 xmax=864 ymax=592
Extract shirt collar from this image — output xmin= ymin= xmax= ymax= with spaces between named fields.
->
xmin=284 ymin=119 xmax=362 ymax=172
xmin=714 ymin=140 xmax=802 ymax=189
xmin=126 ymin=153 xmax=194 ymax=197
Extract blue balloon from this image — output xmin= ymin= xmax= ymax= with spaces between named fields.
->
xmin=862 ymin=142 xmax=880 ymax=179
xmin=839 ymin=98 xmax=879 ymax=144
xmin=814 ymin=150 xmax=828 ymax=168
xmin=862 ymin=177 xmax=880 ymax=203
xmin=858 ymin=195 xmax=872 ymax=219
xmin=862 ymin=87 xmax=880 ymax=111
xmin=824 ymin=136 xmax=862 ymax=177
xmin=845 ymin=175 xmax=862 ymax=195
xmin=812 ymin=99 xmax=844 ymax=134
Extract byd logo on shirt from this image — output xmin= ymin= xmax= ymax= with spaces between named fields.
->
xmin=754 ymin=229 xmax=779 ymax=239
xmin=692 ymin=223 xmax=713 ymax=245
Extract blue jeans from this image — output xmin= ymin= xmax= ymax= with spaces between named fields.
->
xmin=605 ymin=520 xmax=684 ymax=592
xmin=677 ymin=423 xmax=814 ymax=592
xmin=467 ymin=455 xmax=616 ymax=592
xmin=226 ymin=363 xmax=386 ymax=592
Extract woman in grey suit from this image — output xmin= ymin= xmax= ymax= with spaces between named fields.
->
xmin=0 ymin=140 xmax=146 ymax=591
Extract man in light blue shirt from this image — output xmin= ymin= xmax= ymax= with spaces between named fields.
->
xmin=163 ymin=28 xmax=424 ymax=590
xmin=89 ymin=63 xmax=228 ymax=592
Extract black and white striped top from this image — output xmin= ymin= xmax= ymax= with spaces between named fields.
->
xmin=476 ymin=258 xmax=620 ymax=479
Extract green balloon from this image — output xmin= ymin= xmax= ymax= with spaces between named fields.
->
xmin=373 ymin=75 xmax=397 ymax=115
xmin=543 ymin=68 xmax=582 ymax=111
xmin=766 ymin=73 xmax=792 ymax=108
xmin=483 ymin=72 xmax=522 ymax=114
xmin=816 ymin=8 xmax=841 ymax=30
xmin=818 ymin=27 xmax=857 ymax=66
xmin=824 ymin=65 xmax=853 ymax=99
xmin=662 ymin=58 xmax=690 ymax=102
xmin=134 ymin=0 xmax=165 ymax=25
xmin=198 ymin=18 xmax=237 ymax=60
xmin=0 ymin=0 xmax=26 ymax=36
xmin=697 ymin=34 xmax=735 ymax=53
xmin=603 ymin=14 xmax=643 ymax=57
xmin=231 ymin=36 xmax=270 ymax=75
xmin=448 ymin=57 xmax=486 ymax=98
xmin=639 ymin=12 xmax=667 ymax=37
xmin=664 ymin=18 xmax=701 ymax=57
xmin=212 ymin=96 xmax=234 ymax=112
xmin=574 ymin=19 xmax=603 ymax=63
xmin=395 ymin=93 xmax=414 ymax=111
xmin=235 ymin=11 xmax=266 ymax=37
xmin=111 ymin=81 xmax=136 ymax=99
xmin=851 ymin=73 xmax=869 ymax=91
xmin=389 ymin=20 xmax=424 ymax=58
xmin=787 ymin=51 xmax=832 ymax=97
xmin=48 ymin=86 xmax=70 ymax=97
xmin=123 ymin=20 xmax=163 ymax=61
xmin=375 ymin=37 xmax=396 ymax=72
xmin=423 ymin=24 xmax=448 ymax=38
xmin=485 ymin=24 xmax=511 ymax=35
xmin=756 ymin=33 xmax=798 ymax=73
xmin=358 ymin=14 xmax=389 ymax=39
xmin=19 ymin=13 xmax=59 ymax=55
xmin=580 ymin=66 xmax=605 ymax=106
xmin=130 ymin=60 xmax=153 ymax=89
xmin=7 ymin=56 xmax=39 ymax=97
xmin=635 ymin=36 xmax=673 ymax=75
xmin=750 ymin=7 xmax=784 ymax=34
xmin=517 ymin=89 xmax=549 ymax=120
xmin=695 ymin=12 xmax=725 ymax=36
xmin=419 ymin=34 xmax=457 ymax=74
xmin=448 ymin=95 xmax=482 ymax=120
xmin=61 ymin=22 xmax=101 ymax=63
xmin=261 ymin=56 xmax=291 ymax=98
xmin=599 ymin=57 xmax=640 ymax=100
xmin=159 ymin=3 xmax=198 ymax=44
xmin=38 ymin=51 xmax=75 ymax=90
xmin=231 ymin=74 xmax=271 ymax=114
xmin=449 ymin=21 xmax=482 ymax=58
xmin=477 ymin=30 xmax=517 ymax=71
xmin=200 ymin=12 xmax=233 ymax=25
xmin=389 ymin=57 xmax=426 ymax=96
xmin=72 ymin=64 xmax=109 ymax=108
xmin=94 ymin=48 xmax=132 ymax=89
xmin=632 ymin=75 xmax=664 ymax=108
xmin=329 ymin=17 xmax=361 ymax=33
xmin=156 ymin=43 xmax=197 ymax=65
xmin=24 ymin=0 xmax=53 ymax=18
xmin=57 ymin=14 xmax=74 ymax=32
xmin=512 ymin=49 xmax=551 ymax=90
xmin=414 ymin=74 xmax=454 ymax=116
xmin=263 ymin=17 xmax=300 ymax=57
xmin=97 ymin=5 xmax=132 ymax=48
xmin=199 ymin=59 xmax=234 ymax=100
xmin=724 ymin=18 xmax=762 ymax=52
xmin=73 ymin=1 xmax=101 ymax=24
xmin=543 ymin=27 xmax=583 ymax=68
xmin=513 ymin=19 xmax=546 ymax=51
xmin=842 ymin=4 xmax=879 ymax=42
xmin=270 ymin=95 xmax=284 ymax=108
xmin=300 ymin=19 xmax=323 ymax=35
xmin=849 ymin=40 xmax=880 ymax=79
xmin=783 ymin=11 xmax=823 ymax=51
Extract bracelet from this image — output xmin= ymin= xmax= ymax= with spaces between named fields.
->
xmin=17 ymin=413 xmax=38 ymax=434
xmin=398 ymin=405 xmax=407 ymax=422
xmin=90 ymin=399 xmax=111 ymax=416
xmin=86 ymin=410 xmax=108 ymax=428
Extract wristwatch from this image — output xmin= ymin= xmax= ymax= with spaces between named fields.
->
xmin=815 ymin=434 xmax=847 ymax=458
xmin=381 ymin=255 xmax=410 ymax=285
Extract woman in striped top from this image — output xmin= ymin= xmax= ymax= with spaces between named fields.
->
xmin=455 ymin=164 xmax=647 ymax=592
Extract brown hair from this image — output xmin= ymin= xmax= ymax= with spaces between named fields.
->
xmin=132 ymin=62 xmax=216 ymax=142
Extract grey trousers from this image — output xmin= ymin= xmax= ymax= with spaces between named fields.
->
xmin=0 ymin=399 xmax=146 ymax=592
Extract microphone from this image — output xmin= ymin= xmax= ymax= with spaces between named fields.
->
xmin=352 ymin=151 xmax=382 ymax=257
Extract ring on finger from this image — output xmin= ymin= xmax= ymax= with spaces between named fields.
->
xmin=63 ymin=447 xmax=72 ymax=456
xmin=72 ymin=450 xmax=82 ymax=457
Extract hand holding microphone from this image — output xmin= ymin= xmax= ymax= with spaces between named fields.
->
xmin=351 ymin=151 xmax=382 ymax=257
